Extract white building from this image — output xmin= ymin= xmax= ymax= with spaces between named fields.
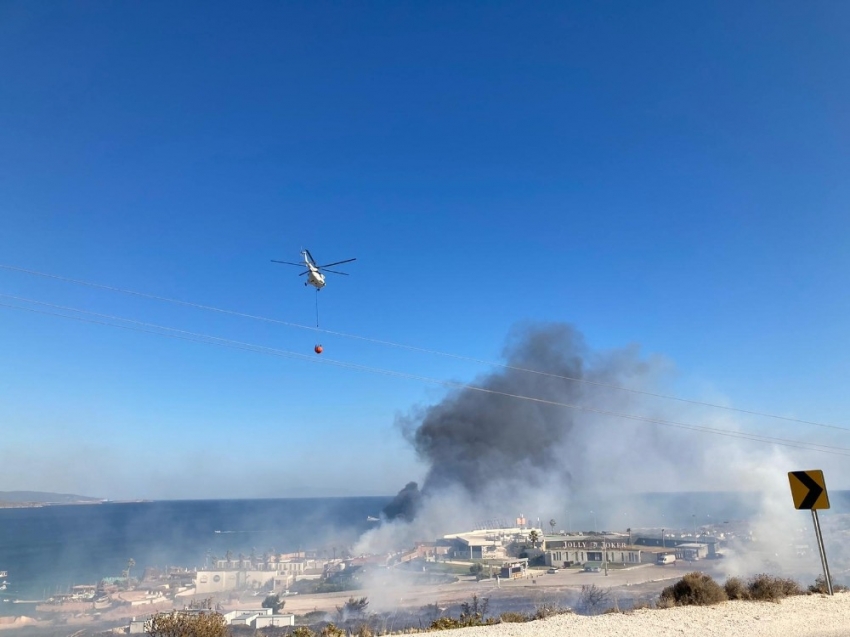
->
xmin=544 ymin=534 xmax=642 ymax=567
xmin=194 ymin=569 xmax=294 ymax=595
xmin=254 ymin=614 xmax=295 ymax=628
xmin=223 ymin=608 xmax=294 ymax=628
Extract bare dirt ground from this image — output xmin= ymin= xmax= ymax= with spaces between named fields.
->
xmin=278 ymin=563 xmax=711 ymax=615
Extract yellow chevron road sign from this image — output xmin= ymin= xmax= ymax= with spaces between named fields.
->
xmin=788 ymin=470 xmax=830 ymax=510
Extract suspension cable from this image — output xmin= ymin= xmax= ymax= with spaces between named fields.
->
xmin=1 ymin=293 xmax=849 ymax=457
xmin=0 ymin=263 xmax=845 ymax=432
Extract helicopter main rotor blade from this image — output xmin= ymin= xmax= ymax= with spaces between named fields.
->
xmin=321 ymin=268 xmax=349 ymax=275
xmin=298 ymin=271 xmax=308 ymax=276
xmin=271 ymin=260 xmax=306 ymax=267
xmin=304 ymin=249 xmax=317 ymax=266
xmin=317 ymin=258 xmax=357 ymax=268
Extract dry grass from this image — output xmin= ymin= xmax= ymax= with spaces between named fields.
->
xmin=498 ymin=612 xmax=530 ymax=623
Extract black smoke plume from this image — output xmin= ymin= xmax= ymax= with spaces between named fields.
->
xmin=385 ymin=322 xmax=654 ymax=521
xmin=381 ymin=481 xmax=422 ymax=521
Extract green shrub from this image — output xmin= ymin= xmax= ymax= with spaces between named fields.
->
xmin=659 ymin=572 xmax=727 ymax=607
xmin=724 ymin=577 xmax=751 ymax=600
xmin=747 ymin=574 xmax=802 ymax=601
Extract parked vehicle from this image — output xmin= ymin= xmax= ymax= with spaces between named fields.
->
xmin=656 ymin=553 xmax=676 ymax=565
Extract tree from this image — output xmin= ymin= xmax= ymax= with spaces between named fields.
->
xmin=468 ymin=563 xmax=485 ymax=580
xmin=336 ymin=596 xmax=369 ymax=620
xmin=127 ymin=558 xmax=136 ymax=583
xmin=262 ymin=595 xmax=285 ymax=613
xmin=528 ymin=530 xmax=540 ymax=548
xmin=145 ymin=611 xmax=229 ymax=637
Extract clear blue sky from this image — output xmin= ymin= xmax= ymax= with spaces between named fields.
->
xmin=1 ymin=1 xmax=849 ymax=499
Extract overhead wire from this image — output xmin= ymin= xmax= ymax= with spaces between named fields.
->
xmin=1 ymin=293 xmax=849 ymax=458
xmin=0 ymin=263 xmax=845 ymax=433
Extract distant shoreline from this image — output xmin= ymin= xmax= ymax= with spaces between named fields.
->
xmin=0 ymin=500 xmax=106 ymax=509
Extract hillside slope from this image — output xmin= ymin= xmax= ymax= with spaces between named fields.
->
xmin=437 ymin=593 xmax=850 ymax=637
xmin=0 ymin=491 xmax=101 ymax=504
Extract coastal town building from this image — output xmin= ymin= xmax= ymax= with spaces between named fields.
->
xmin=441 ymin=527 xmax=542 ymax=560
xmin=194 ymin=569 xmax=294 ymax=595
xmin=194 ymin=553 xmax=322 ymax=594
xmin=128 ymin=608 xmax=295 ymax=633
xmin=499 ymin=558 xmax=528 ymax=579
xmin=633 ymin=534 xmax=719 ymax=558
xmin=543 ymin=534 xmax=642 ymax=567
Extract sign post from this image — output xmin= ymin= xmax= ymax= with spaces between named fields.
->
xmin=788 ymin=470 xmax=832 ymax=595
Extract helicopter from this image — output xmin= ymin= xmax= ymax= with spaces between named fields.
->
xmin=271 ymin=249 xmax=356 ymax=291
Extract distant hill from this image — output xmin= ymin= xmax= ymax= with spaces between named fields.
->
xmin=0 ymin=491 xmax=102 ymax=504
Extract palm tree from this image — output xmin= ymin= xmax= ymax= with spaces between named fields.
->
xmin=528 ymin=529 xmax=540 ymax=548
xmin=126 ymin=558 xmax=136 ymax=583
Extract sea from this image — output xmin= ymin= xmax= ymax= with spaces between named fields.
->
xmin=0 ymin=497 xmax=390 ymax=616
xmin=1 ymin=492 xmax=848 ymax=616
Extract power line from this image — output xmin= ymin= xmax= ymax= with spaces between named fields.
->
xmin=1 ymin=263 xmax=846 ymax=433
xmin=2 ymin=294 xmax=849 ymax=457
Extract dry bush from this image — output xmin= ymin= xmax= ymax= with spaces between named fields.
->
xmin=629 ymin=599 xmax=654 ymax=611
xmin=459 ymin=594 xmax=489 ymax=619
xmin=291 ymin=628 xmax=317 ymax=637
xmin=574 ymin=585 xmax=611 ymax=615
xmin=747 ymin=574 xmax=802 ymax=601
xmin=320 ymin=625 xmax=345 ymax=637
xmin=498 ymin=612 xmax=530 ymax=623
xmin=808 ymin=575 xmax=849 ymax=595
xmin=428 ymin=617 xmax=462 ymax=631
xmin=656 ymin=596 xmax=675 ymax=609
xmin=145 ymin=611 xmax=229 ymax=637
xmin=659 ymin=572 xmax=727 ymax=607
xmin=428 ymin=596 xmax=497 ymax=632
xmin=724 ymin=577 xmax=751 ymax=600
xmin=534 ymin=600 xmax=571 ymax=620
xmin=354 ymin=624 xmax=375 ymax=637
